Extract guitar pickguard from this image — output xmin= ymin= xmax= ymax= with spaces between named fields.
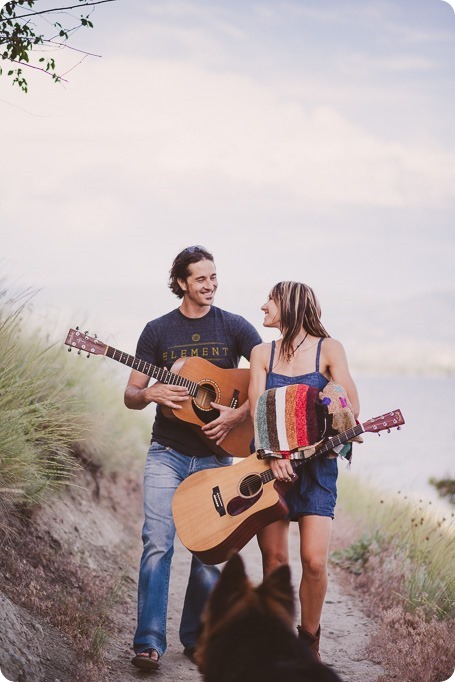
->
xmin=225 ymin=472 xmax=264 ymax=516
xmin=227 ymin=491 xmax=263 ymax=517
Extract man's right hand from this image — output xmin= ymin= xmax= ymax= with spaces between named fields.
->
xmin=124 ymin=369 xmax=189 ymax=410
xmin=145 ymin=383 xmax=190 ymax=409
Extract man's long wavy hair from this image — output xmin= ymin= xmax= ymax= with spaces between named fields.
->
xmin=169 ymin=245 xmax=214 ymax=299
xmin=270 ymin=281 xmax=330 ymax=361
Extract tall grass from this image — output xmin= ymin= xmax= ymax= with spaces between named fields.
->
xmin=333 ymin=473 xmax=455 ymax=681
xmin=0 ymin=283 xmax=150 ymax=522
xmin=334 ymin=473 xmax=454 ymax=620
xmin=332 ymin=474 xmax=455 ymax=682
xmin=0 ymin=287 xmax=80 ymax=514
xmin=65 ymin=352 xmax=152 ymax=474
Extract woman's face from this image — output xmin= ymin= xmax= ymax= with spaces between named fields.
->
xmin=261 ymin=292 xmax=281 ymax=329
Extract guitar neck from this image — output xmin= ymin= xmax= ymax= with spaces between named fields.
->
xmin=260 ymin=422 xmax=365 ymax=484
xmin=104 ymin=345 xmax=199 ymax=396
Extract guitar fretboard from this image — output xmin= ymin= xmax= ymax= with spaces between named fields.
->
xmin=105 ymin=345 xmax=200 ymax=396
xmin=259 ymin=422 xmax=365 ymax=484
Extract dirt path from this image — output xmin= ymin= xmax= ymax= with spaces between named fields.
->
xmin=0 ymin=471 xmax=386 ymax=682
xmin=106 ymin=521 xmax=385 ymax=681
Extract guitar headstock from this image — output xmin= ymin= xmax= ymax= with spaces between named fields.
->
xmin=64 ymin=328 xmax=107 ymax=356
xmin=362 ymin=410 xmax=405 ymax=434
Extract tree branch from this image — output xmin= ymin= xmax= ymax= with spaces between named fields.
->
xmin=41 ymin=38 xmax=102 ymax=58
xmin=4 ymin=56 xmax=69 ymax=83
xmin=59 ymin=52 xmax=88 ymax=77
xmin=7 ymin=0 xmax=117 ymax=20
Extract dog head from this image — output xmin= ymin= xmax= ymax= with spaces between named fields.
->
xmin=197 ymin=553 xmax=295 ymax=677
xmin=197 ymin=553 xmax=344 ymax=682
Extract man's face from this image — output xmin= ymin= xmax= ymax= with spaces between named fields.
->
xmin=178 ymin=259 xmax=218 ymax=308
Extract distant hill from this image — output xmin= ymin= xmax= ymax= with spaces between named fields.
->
xmin=29 ymin=284 xmax=455 ymax=378
xmin=324 ymin=292 xmax=455 ymax=376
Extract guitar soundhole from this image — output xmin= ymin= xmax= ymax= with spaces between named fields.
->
xmin=194 ymin=382 xmax=218 ymax=410
xmin=239 ymin=474 xmax=262 ymax=498
xmin=191 ymin=381 xmax=220 ymax=425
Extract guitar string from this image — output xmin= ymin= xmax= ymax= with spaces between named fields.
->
xmin=108 ymin=346 xmax=235 ymax=403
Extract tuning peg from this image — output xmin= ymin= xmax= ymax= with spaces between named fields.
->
xmin=77 ymin=350 xmax=81 ymax=355
xmin=87 ymin=354 xmax=90 ymax=358
xmin=377 ymin=432 xmax=381 ymax=436
xmin=68 ymin=348 xmax=71 ymax=352
xmin=76 ymin=326 xmax=80 ymax=330
xmin=387 ymin=429 xmax=391 ymax=433
xmin=397 ymin=426 xmax=401 ymax=430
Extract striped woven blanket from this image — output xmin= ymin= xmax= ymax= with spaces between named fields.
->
xmin=254 ymin=383 xmax=321 ymax=457
xmin=254 ymin=381 xmax=361 ymax=459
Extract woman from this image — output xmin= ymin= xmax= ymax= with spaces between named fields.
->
xmin=248 ymin=281 xmax=360 ymax=661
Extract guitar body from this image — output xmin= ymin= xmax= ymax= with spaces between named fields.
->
xmin=172 ymin=406 xmax=405 ymax=564
xmin=64 ymin=330 xmax=254 ymax=459
xmin=172 ymin=454 xmax=289 ymax=565
xmin=162 ymin=356 xmax=254 ymax=458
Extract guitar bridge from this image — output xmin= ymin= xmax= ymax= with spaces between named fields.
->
xmin=212 ymin=486 xmax=226 ymax=517
xmin=229 ymin=389 xmax=240 ymax=409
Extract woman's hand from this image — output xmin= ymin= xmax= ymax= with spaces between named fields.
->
xmin=270 ymin=458 xmax=297 ymax=483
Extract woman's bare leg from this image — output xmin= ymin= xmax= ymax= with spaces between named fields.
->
xmin=297 ymin=515 xmax=332 ymax=635
xmin=256 ymin=518 xmax=290 ymax=576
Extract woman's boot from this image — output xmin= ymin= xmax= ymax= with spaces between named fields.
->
xmin=297 ymin=625 xmax=321 ymax=661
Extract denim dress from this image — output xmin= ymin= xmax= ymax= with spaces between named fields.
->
xmin=265 ymin=339 xmax=338 ymax=519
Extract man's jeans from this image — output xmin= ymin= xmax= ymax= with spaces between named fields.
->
xmin=133 ymin=442 xmax=232 ymax=656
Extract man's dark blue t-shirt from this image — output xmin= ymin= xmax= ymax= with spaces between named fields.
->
xmin=136 ymin=306 xmax=262 ymax=457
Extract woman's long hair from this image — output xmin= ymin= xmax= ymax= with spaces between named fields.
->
xmin=270 ymin=281 xmax=330 ymax=361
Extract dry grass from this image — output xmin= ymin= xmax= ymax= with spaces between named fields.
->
xmin=368 ymin=607 xmax=454 ymax=682
xmin=332 ymin=475 xmax=455 ymax=682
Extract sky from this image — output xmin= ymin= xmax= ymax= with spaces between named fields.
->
xmin=1 ymin=0 xmax=455 ymax=374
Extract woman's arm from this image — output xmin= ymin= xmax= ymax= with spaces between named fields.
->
xmin=323 ymin=338 xmax=360 ymax=418
xmin=248 ymin=343 xmax=269 ymax=421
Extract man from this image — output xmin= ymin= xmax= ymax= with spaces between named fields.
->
xmin=125 ymin=245 xmax=262 ymax=672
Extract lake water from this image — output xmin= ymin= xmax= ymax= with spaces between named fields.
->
xmin=338 ymin=375 xmax=455 ymax=514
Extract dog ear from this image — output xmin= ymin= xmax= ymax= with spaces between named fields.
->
xmin=257 ymin=563 xmax=295 ymax=625
xmin=207 ymin=553 xmax=250 ymax=619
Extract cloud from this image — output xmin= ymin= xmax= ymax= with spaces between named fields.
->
xmin=3 ymin=55 xmax=455 ymax=214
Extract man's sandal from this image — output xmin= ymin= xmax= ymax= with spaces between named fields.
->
xmin=131 ymin=648 xmax=160 ymax=671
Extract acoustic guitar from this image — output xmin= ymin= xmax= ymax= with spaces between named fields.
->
xmin=64 ymin=328 xmax=253 ymax=458
xmin=172 ymin=409 xmax=405 ymax=564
